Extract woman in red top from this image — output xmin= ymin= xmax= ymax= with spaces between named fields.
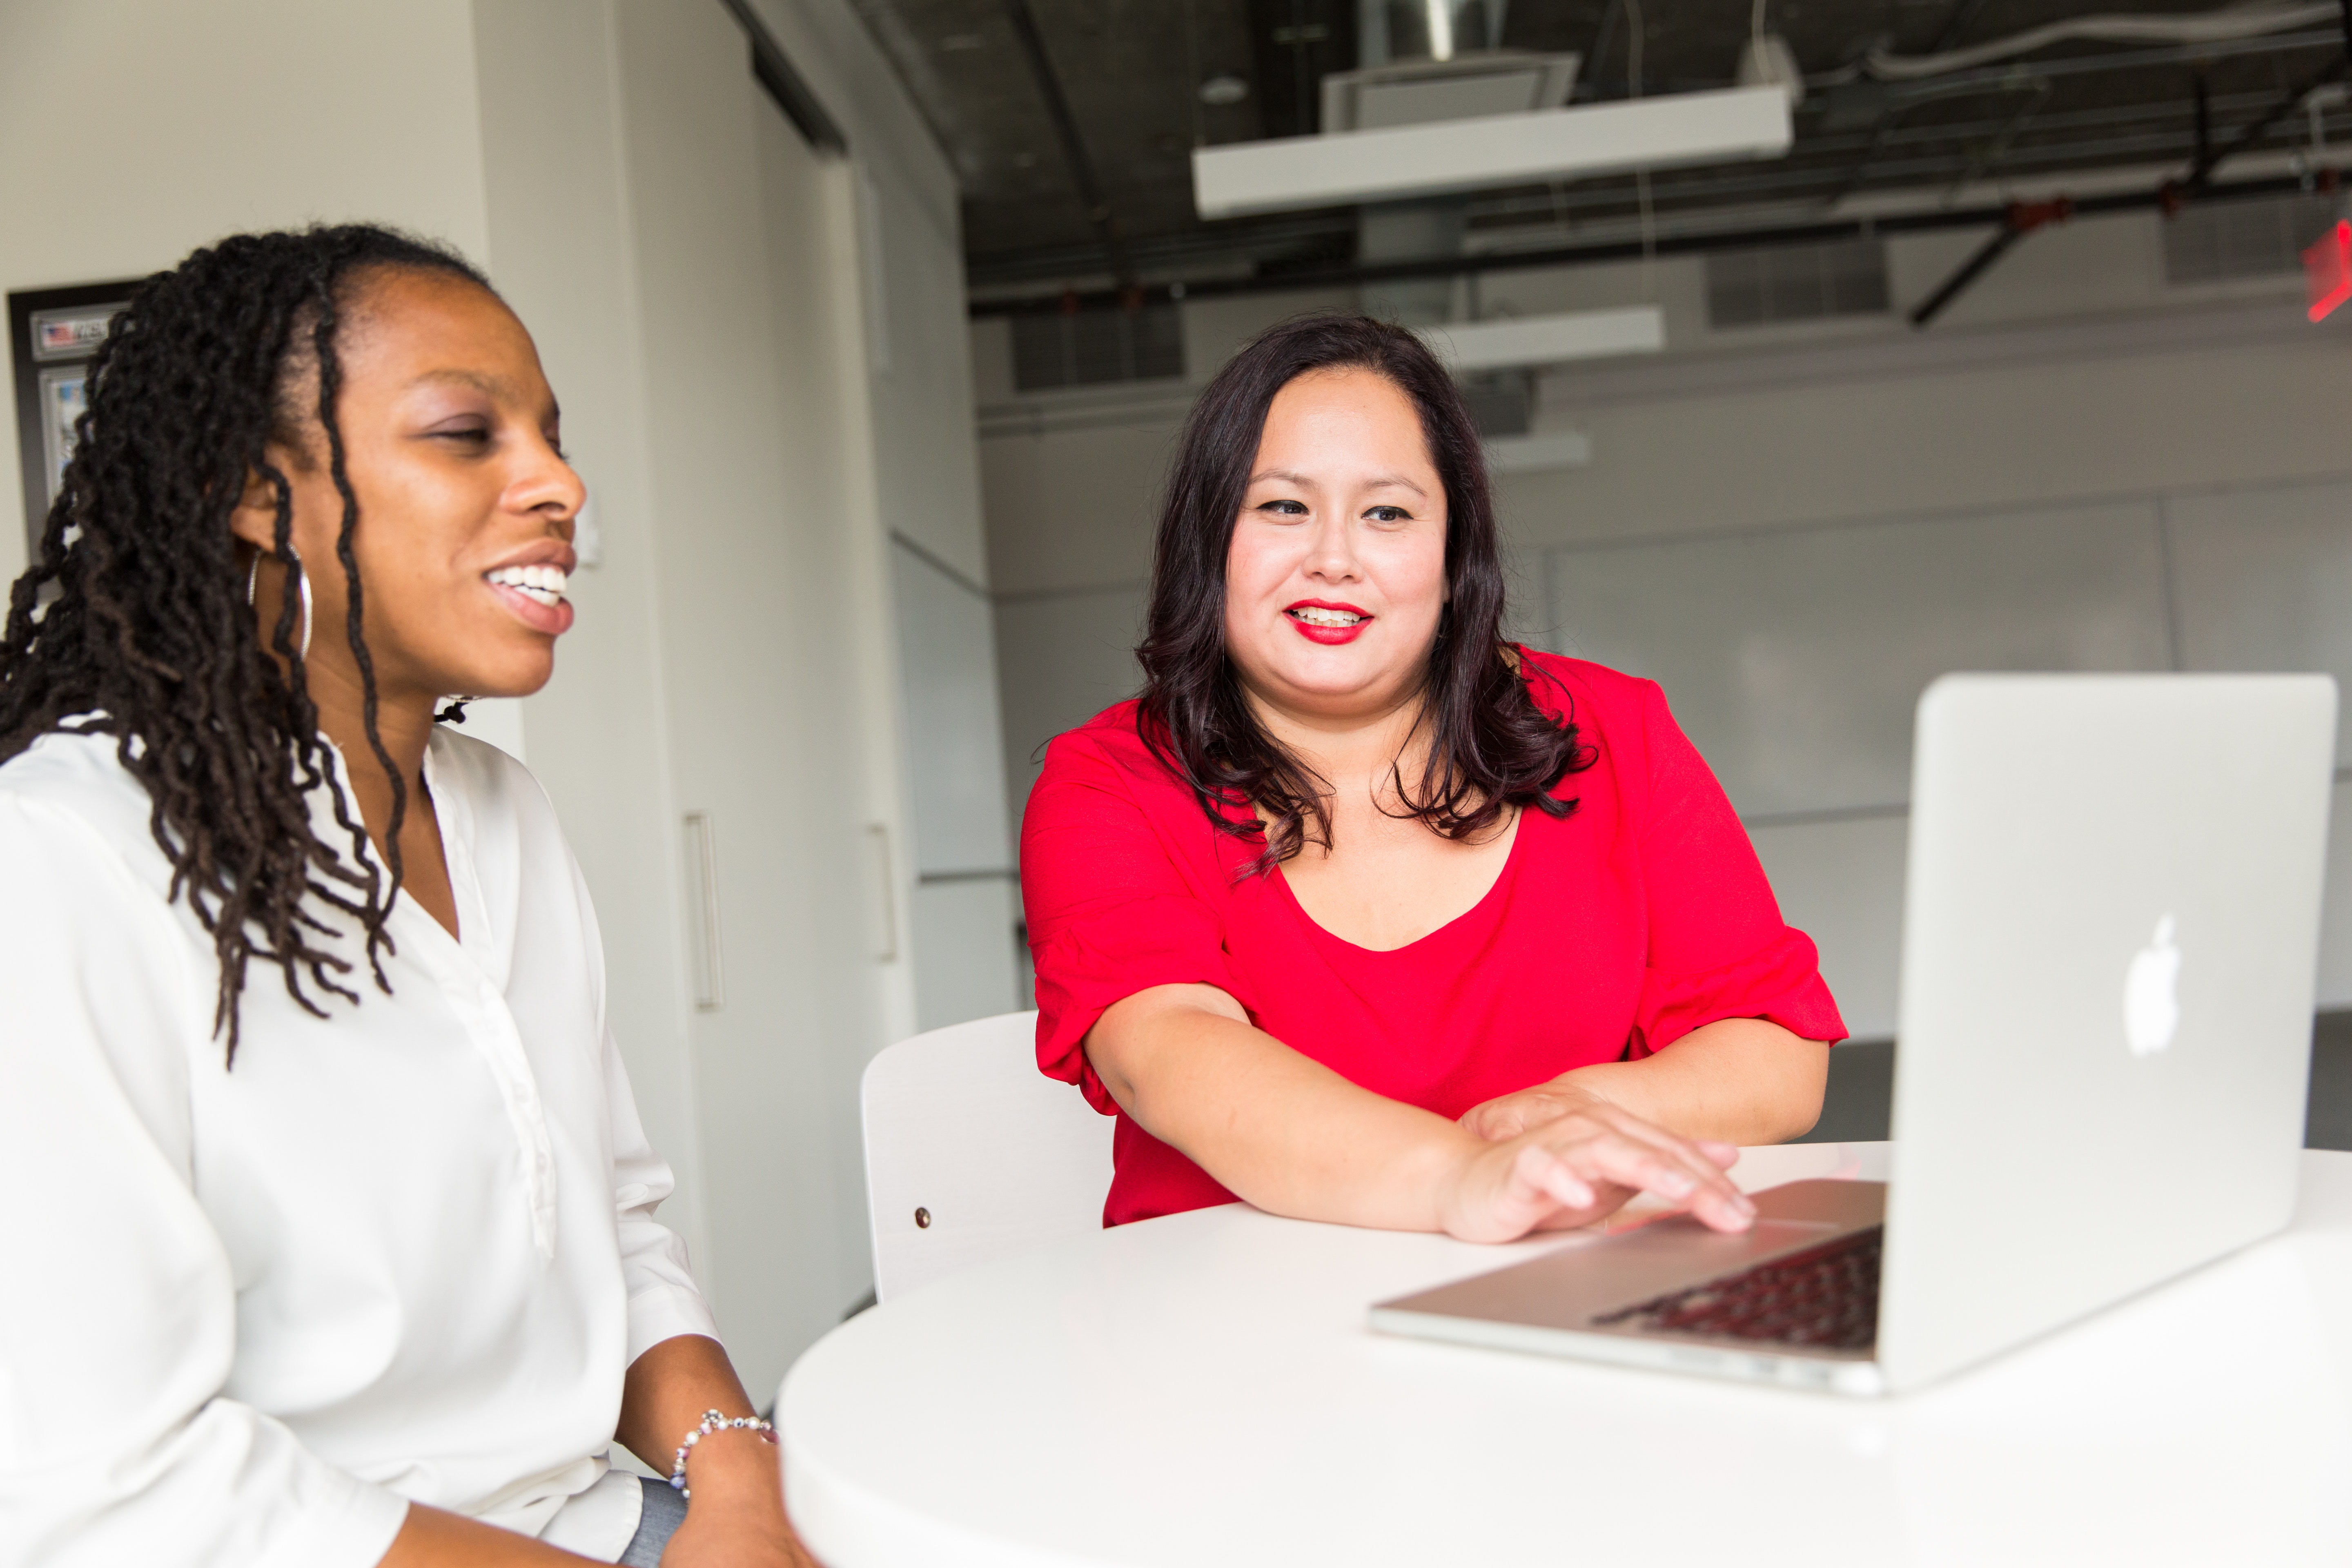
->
xmin=1021 ymin=314 xmax=1845 ymax=1243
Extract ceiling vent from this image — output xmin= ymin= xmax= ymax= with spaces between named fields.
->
xmin=2164 ymin=194 xmax=2345 ymax=287
xmin=1706 ymin=238 xmax=1891 ymax=330
xmin=1010 ymin=302 xmax=1184 ymax=393
xmin=1319 ymin=50 xmax=1580 ymax=134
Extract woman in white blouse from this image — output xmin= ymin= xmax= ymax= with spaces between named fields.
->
xmin=0 ymin=227 xmax=810 ymax=1566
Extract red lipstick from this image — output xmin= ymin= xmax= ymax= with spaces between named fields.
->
xmin=1284 ymin=599 xmax=1372 ymax=646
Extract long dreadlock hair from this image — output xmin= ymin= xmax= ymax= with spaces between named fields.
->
xmin=0 ymin=224 xmax=494 ymax=1063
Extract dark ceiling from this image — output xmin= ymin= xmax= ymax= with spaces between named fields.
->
xmin=845 ymin=2 xmax=2352 ymax=302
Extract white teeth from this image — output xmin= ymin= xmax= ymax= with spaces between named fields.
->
xmin=486 ymin=564 xmax=567 ymax=606
xmin=1290 ymin=607 xmax=1364 ymax=627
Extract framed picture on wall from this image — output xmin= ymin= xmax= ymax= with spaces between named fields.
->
xmin=9 ymin=281 xmax=138 ymax=568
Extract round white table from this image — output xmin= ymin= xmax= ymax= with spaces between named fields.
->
xmin=779 ymin=1143 xmax=2352 ymax=1567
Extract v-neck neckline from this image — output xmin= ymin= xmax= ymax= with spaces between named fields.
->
xmin=1272 ymin=805 xmax=1529 ymax=957
xmin=322 ymin=732 xmax=479 ymax=967
xmin=403 ymin=735 xmax=486 ymax=964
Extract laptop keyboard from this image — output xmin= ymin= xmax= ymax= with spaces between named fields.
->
xmin=1590 ymin=1225 xmax=1882 ymax=1351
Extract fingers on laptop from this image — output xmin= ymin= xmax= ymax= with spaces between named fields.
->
xmin=1518 ymin=1121 xmax=1755 ymax=1235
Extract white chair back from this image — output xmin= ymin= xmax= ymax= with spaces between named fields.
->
xmin=860 ymin=1010 xmax=1114 ymax=1303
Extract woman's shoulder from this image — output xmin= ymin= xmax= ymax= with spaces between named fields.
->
xmin=426 ymin=725 xmax=580 ymax=874
xmin=1036 ymin=699 xmax=1175 ymax=792
xmin=428 ymin=724 xmax=550 ymax=813
xmin=0 ymin=726 xmax=167 ymax=867
xmin=1026 ymin=698 xmax=1217 ymax=842
xmin=1512 ymin=646 xmax=1663 ymax=731
xmin=1510 ymin=648 xmax=1703 ymax=809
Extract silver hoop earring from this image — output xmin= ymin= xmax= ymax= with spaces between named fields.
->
xmin=294 ymin=559 xmax=314 ymax=662
xmin=247 ymin=550 xmax=314 ymax=662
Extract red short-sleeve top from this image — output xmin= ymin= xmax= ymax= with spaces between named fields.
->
xmin=1019 ymin=649 xmax=1847 ymax=1227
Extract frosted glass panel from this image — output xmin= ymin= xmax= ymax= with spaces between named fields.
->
xmin=910 ymin=878 xmax=1022 ymax=1032
xmin=2320 ymin=780 xmax=2352 ymax=1011
xmin=891 ymin=543 xmax=1013 ymax=875
xmin=1749 ymin=813 xmax=1909 ymax=1041
xmin=2169 ymin=478 xmax=2352 ymax=768
xmin=994 ymin=585 xmax=1147 ymax=828
xmin=1543 ymin=503 xmax=2172 ymax=816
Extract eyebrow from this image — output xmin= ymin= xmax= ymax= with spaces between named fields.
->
xmin=410 ymin=368 xmax=508 ymax=395
xmin=1251 ymin=467 xmax=1317 ymax=488
xmin=1250 ymin=466 xmax=1428 ymax=498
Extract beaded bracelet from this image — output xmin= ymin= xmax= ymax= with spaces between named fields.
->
xmin=668 ymin=1408 xmax=776 ymax=1498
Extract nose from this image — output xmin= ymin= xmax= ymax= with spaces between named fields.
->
xmin=512 ymin=437 xmax=586 ymax=533
xmin=1300 ymin=511 xmax=1360 ymax=584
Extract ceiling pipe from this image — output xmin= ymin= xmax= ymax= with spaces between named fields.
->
xmin=969 ymin=173 xmax=2319 ymax=317
xmin=1000 ymin=0 xmax=1136 ymax=292
xmin=1910 ymin=1 xmax=2352 ymax=327
xmin=974 ymin=28 xmax=2348 ymax=298
xmin=1907 ymin=198 xmax=2073 ymax=327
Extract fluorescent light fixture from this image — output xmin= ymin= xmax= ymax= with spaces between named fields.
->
xmin=1425 ymin=0 xmax=1453 ymax=62
xmin=1193 ymin=85 xmax=1793 ymax=220
xmin=1417 ymin=306 xmax=1664 ymax=371
xmin=1483 ymin=431 xmax=1592 ymax=474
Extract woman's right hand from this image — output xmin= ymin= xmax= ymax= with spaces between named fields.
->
xmin=1435 ymin=1100 xmax=1754 ymax=1243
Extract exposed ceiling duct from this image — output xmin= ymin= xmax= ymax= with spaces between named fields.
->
xmin=842 ymin=2 xmax=2352 ymax=312
xmin=1858 ymin=2 xmax=2341 ymax=82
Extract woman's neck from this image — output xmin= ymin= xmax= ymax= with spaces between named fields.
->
xmin=298 ymin=659 xmax=439 ymax=870
xmin=1242 ymin=677 xmax=1430 ymax=796
xmin=306 ymin=662 xmax=435 ymax=798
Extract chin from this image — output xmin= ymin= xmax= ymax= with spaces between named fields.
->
xmin=445 ymin=655 xmax=557 ymax=702
xmin=1272 ymin=655 xmax=1392 ymax=699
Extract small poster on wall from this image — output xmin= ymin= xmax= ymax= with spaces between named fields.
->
xmin=9 ymin=281 xmax=137 ymax=569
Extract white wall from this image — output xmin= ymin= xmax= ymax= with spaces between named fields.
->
xmin=2 ymin=0 xmax=981 ymax=1398
xmin=470 ymin=0 xmax=707 ymax=1269
xmin=0 ymin=0 xmax=488 ymax=584
xmin=721 ymin=0 xmax=1022 ymax=1035
xmin=978 ymin=210 xmax=2352 ymax=1040
xmin=603 ymin=0 xmax=908 ymax=1396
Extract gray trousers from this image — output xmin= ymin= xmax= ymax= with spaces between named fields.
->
xmin=617 ymin=1476 xmax=688 ymax=1566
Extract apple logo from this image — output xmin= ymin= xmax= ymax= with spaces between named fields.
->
xmin=2123 ymin=914 xmax=2182 ymax=1058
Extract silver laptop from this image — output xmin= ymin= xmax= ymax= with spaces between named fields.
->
xmin=1372 ymin=673 xmax=2336 ymax=1395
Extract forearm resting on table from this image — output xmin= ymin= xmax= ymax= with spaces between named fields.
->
xmin=1557 ymin=1018 xmax=1829 ymax=1145
xmin=378 ymin=1334 xmax=808 ymax=1568
xmin=1085 ymin=983 xmax=1482 ymax=1231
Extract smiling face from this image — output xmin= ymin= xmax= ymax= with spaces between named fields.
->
xmin=1222 ymin=366 xmax=1450 ymax=723
xmin=232 ymin=265 xmax=583 ymax=707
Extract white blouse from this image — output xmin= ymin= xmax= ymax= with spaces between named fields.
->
xmin=0 ymin=725 xmax=718 ymax=1566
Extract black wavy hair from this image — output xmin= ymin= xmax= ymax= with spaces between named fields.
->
xmin=1134 ymin=312 xmax=1590 ymax=875
xmin=0 ymin=224 xmax=494 ymax=1062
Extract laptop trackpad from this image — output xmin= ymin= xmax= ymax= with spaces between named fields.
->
xmin=1378 ymin=1181 xmax=1886 ymax=1335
